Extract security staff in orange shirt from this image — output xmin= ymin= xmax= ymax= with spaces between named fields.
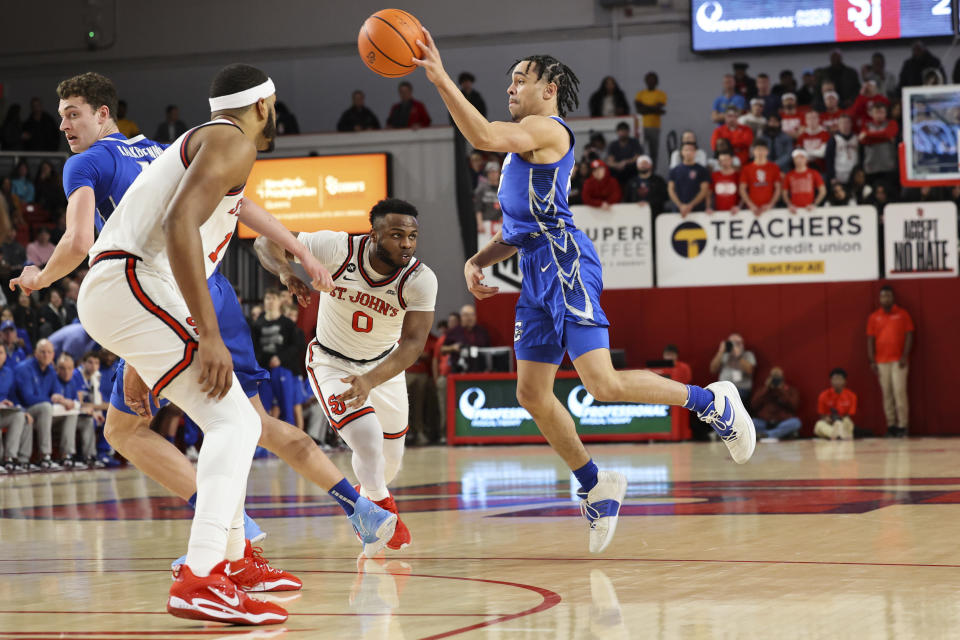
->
xmin=814 ymin=368 xmax=858 ymax=440
xmin=866 ymin=286 xmax=914 ymax=438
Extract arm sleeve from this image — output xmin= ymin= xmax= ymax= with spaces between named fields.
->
xmin=401 ymin=266 xmax=438 ymax=313
xmin=296 ymin=230 xmax=349 ymax=270
xmin=61 ymin=152 xmax=102 ymax=199
xmin=866 ymin=313 xmax=877 ymax=336
xmin=849 ymin=392 xmax=857 ymax=416
xmin=904 ymin=310 xmax=915 ymax=331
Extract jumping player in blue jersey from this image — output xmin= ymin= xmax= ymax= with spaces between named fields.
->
xmin=10 ymin=72 xmax=395 ymax=583
xmin=414 ymin=31 xmax=756 ymax=553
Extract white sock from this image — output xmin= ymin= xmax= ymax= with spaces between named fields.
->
xmin=383 ymin=435 xmax=405 ymax=486
xmin=225 ymin=498 xmax=246 ymax=562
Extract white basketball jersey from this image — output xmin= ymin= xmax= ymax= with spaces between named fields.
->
xmin=89 ymin=119 xmax=245 ymax=279
xmin=297 ymin=231 xmax=437 ymax=362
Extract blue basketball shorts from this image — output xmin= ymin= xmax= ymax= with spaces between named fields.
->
xmin=512 ymin=227 xmax=610 ymax=365
xmin=109 ymin=271 xmax=269 ymax=415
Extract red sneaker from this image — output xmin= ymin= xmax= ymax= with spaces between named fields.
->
xmin=374 ymin=495 xmax=411 ymax=551
xmin=229 ymin=540 xmax=302 ymax=592
xmin=167 ymin=560 xmax=288 ymax=625
xmin=353 ymin=485 xmax=410 ymax=550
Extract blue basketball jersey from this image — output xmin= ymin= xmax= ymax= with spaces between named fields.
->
xmin=61 ymin=133 xmax=166 ymax=232
xmin=498 ymin=116 xmax=577 ymax=245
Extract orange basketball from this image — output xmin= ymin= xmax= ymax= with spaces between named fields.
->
xmin=358 ymin=9 xmax=424 ymax=78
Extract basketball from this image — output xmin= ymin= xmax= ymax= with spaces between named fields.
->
xmin=357 ymin=8 xmax=424 ymax=78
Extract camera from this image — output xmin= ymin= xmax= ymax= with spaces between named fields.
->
xmin=724 ymin=340 xmax=733 ymax=353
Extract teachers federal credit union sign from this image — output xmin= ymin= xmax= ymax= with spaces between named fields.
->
xmin=656 ymin=206 xmax=879 ymax=287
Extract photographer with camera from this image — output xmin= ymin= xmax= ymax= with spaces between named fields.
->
xmin=750 ymin=366 xmax=801 ymax=443
xmin=439 ymin=304 xmax=491 ymax=374
xmin=709 ymin=333 xmax=756 ymax=407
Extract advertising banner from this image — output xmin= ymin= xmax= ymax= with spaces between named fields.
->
xmin=478 ymin=203 xmax=654 ymax=292
xmin=448 ymin=372 xmax=675 ymax=445
xmin=691 ymin=0 xmax=953 ymax=52
xmin=883 ymin=201 xmax=958 ymax=279
xmin=656 ymin=206 xmax=879 ymax=287
xmin=239 ymin=154 xmax=389 ymax=238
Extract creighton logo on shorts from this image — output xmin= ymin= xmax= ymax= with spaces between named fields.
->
xmin=514 ymin=321 xmax=523 ymax=342
xmin=671 ymin=221 xmax=708 ymax=258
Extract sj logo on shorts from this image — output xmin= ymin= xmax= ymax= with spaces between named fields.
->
xmin=514 ymin=321 xmax=523 ymax=342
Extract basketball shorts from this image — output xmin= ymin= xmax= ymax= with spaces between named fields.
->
xmin=304 ymin=340 xmax=408 ymax=440
xmin=513 ymin=227 xmax=610 ymax=365
xmin=83 ymin=256 xmax=267 ymax=416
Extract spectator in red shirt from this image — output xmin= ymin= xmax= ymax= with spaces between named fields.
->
xmin=386 ymin=81 xmax=432 ymax=129
xmin=662 ymin=344 xmax=692 ymax=384
xmin=851 ymin=80 xmax=890 ymax=131
xmin=710 ymin=150 xmax=740 ymax=213
xmin=783 ymin=150 xmax=826 ymax=212
xmin=779 ymin=93 xmax=808 ymax=139
xmin=739 ymin=139 xmax=781 ymax=215
xmin=796 ymin=110 xmax=830 ymax=171
xmin=711 ymin=105 xmax=754 ymax=166
xmin=751 ymin=366 xmax=801 ymax=442
xmin=818 ymin=91 xmax=845 ymax=133
xmin=582 ymin=159 xmax=622 ymax=208
xmin=867 ymin=286 xmax=914 ymax=438
xmin=814 ymin=367 xmax=858 ymax=440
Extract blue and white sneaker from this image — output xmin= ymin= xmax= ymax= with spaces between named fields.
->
xmin=701 ymin=381 xmax=756 ymax=464
xmin=348 ymin=497 xmax=398 ymax=558
xmin=579 ymin=470 xmax=627 ymax=554
xmin=244 ymin=511 xmax=266 ymax=544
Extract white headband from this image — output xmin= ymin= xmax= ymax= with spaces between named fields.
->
xmin=209 ymin=78 xmax=275 ymax=111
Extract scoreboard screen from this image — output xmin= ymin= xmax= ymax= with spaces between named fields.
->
xmin=692 ymin=0 xmax=954 ymax=52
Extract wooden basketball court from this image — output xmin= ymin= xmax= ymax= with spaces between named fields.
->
xmin=2 ymin=438 xmax=959 ymax=639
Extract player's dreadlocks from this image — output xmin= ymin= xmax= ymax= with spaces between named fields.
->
xmin=509 ymin=55 xmax=580 ymax=117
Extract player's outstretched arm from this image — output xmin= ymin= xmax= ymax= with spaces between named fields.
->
xmin=10 ymin=187 xmax=96 ymax=295
xmin=239 ymin=198 xmax=333 ymax=292
xmin=339 ymin=310 xmax=435 ymax=409
xmin=463 ymin=230 xmax=517 ymax=299
xmin=413 ymin=28 xmax=561 ymax=154
xmin=164 ymin=126 xmax=254 ymax=399
xmin=252 ymin=233 xmax=314 ymax=307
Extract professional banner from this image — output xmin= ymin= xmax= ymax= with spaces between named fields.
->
xmin=238 ymin=153 xmax=389 ymax=238
xmin=477 ymin=203 xmax=653 ymax=292
xmin=883 ymin=201 xmax=958 ymax=279
xmin=448 ymin=372 xmax=674 ymax=445
xmin=656 ymin=206 xmax=879 ymax=287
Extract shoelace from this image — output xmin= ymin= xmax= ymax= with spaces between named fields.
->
xmin=701 ymin=408 xmax=740 ymax=442
xmin=579 ymin=500 xmax=600 ymax=528
xmin=248 ymin=546 xmax=280 ymax=574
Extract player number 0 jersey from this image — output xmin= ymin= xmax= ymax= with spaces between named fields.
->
xmin=297 ymin=231 xmax=437 ymax=362
xmin=88 ymin=120 xmax=245 ymax=279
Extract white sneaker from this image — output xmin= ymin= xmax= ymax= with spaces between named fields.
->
xmin=579 ymin=470 xmax=627 ymax=554
xmin=701 ymin=381 xmax=756 ymax=464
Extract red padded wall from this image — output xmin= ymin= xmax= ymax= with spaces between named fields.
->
xmin=477 ymin=279 xmax=960 ymax=436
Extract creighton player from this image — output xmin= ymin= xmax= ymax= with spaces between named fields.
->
xmin=77 ymin=65 xmax=395 ymax=625
xmin=255 ymin=198 xmax=437 ymax=555
xmin=414 ymin=32 xmax=756 ymax=553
